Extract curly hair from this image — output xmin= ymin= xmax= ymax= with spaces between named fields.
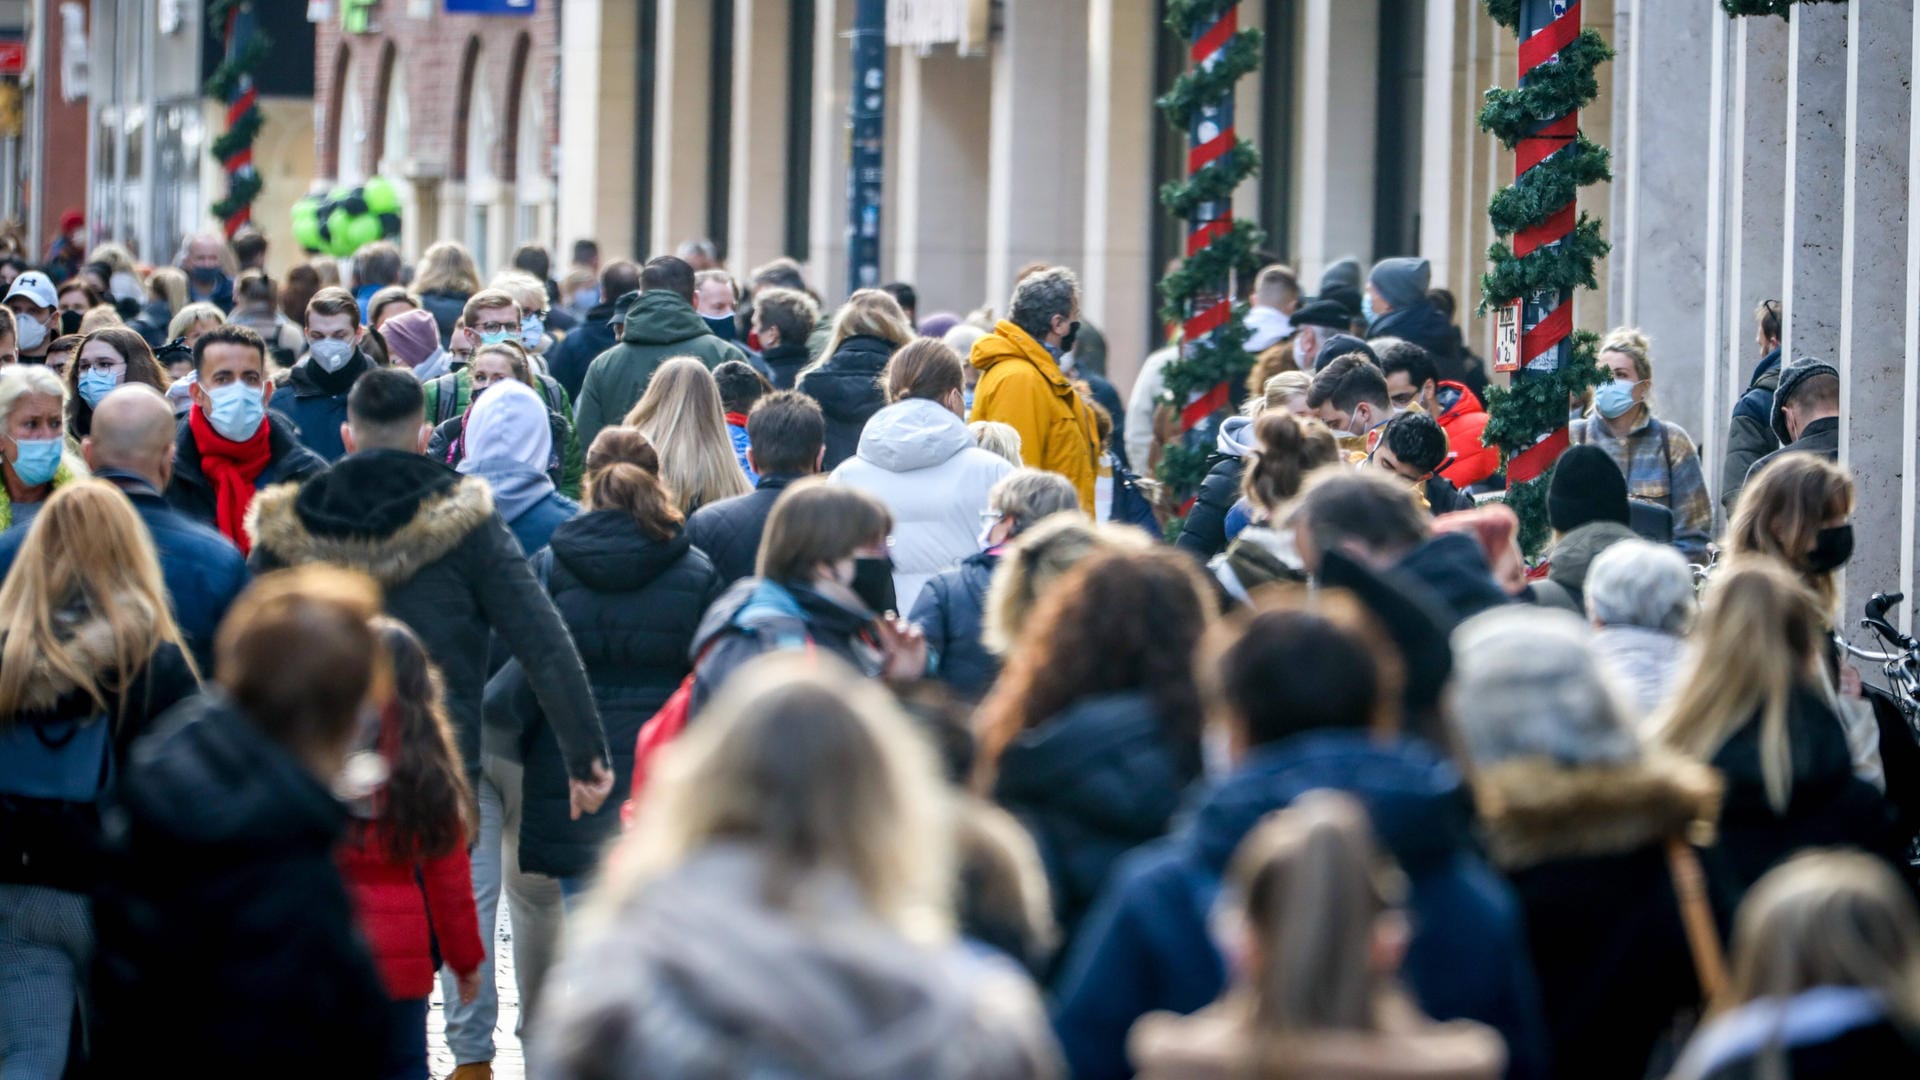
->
xmin=360 ymin=617 xmax=473 ymax=861
xmin=975 ymin=546 xmax=1215 ymax=783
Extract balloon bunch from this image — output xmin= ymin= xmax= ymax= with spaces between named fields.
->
xmin=291 ymin=177 xmax=403 ymax=257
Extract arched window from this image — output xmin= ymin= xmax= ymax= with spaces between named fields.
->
xmin=508 ymin=36 xmax=552 ymax=251
xmin=374 ymin=43 xmax=416 ymax=254
xmin=324 ymin=44 xmax=352 ymax=181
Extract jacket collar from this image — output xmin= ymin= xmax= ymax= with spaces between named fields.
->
xmin=247 ymin=454 xmax=495 ymax=588
xmin=973 ymin=321 xmax=1072 ymax=394
xmin=1471 ymin=753 xmax=1722 ymax=870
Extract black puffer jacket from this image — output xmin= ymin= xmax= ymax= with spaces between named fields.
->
xmin=909 ymin=550 xmax=1000 ymax=700
xmin=497 ymin=512 xmax=721 ymax=878
xmin=92 ymin=693 xmax=392 ymax=1076
xmin=761 ymin=342 xmax=812 ymax=391
xmin=991 ymin=691 xmax=1201 ymax=946
xmin=1173 ymin=455 xmax=1245 ymax=562
xmin=247 ymin=450 xmax=603 ymax=781
xmin=684 ymin=474 xmax=802 ymax=586
xmin=796 ymin=335 xmax=896 ymax=470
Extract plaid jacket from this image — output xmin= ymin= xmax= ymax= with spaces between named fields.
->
xmin=1570 ymin=414 xmax=1712 ymax=563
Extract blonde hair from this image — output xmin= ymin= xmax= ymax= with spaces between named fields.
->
xmin=85 ymin=243 xmax=138 ymax=278
xmin=0 ymin=481 xmax=194 ymax=725
xmin=804 ymin=288 xmax=913 ymax=380
xmin=1599 ymin=326 xmax=1653 ymax=382
xmin=982 ymin=515 xmax=1148 ymax=655
xmin=489 ymin=270 xmax=548 ymax=315
xmin=146 ymin=267 xmax=189 ymax=314
xmin=622 ymin=357 xmax=752 ymax=513
xmin=1726 ymin=453 xmax=1854 ymax=617
xmin=415 ymin=241 xmax=483 ymax=296
xmin=590 ymin=655 xmax=955 ymax=938
xmin=1654 ymin=560 xmax=1830 ymax=815
xmin=167 ymin=302 xmax=226 ymax=342
xmin=1264 ymin=370 xmax=1314 ymax=411
xmin=970 ymin=421 xmax=1023 ymax=466
xmin=78 ymin=305 xmax=123 ymax=333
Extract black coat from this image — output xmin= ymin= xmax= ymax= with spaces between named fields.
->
xmin=1173 ymin=455 xmax=1244 ymax=561
xmin=1696 ymin=1015 xmax=1920 ymax=1079
xmin=684 ymin=473 xmax=802 ymax=586
xmin=761 ymin=342 xmax=811 ymax=391
xmin=546 ymin=303 xmax=617 ymax=401
xmin=991 ymin=691 xmax=1201 ymax=946
xmin=1370 ymin=301 xmax=1469 ymax=387
xmin=91 ymin=694 xmax=392 ymax=1076
xmin=498 ymin=512 xmax=722 ymax=878
xmin=909 ymin=550 xmax=1000 ymax=700
xmin=419 ymin=289 xmax=471 ymax=347
xmin=247 ymin=450 xmax=603 ymax=780
xmin=164 ymin=411 xmax=328 ymax=533
xmin=796 ymin=335 xmax=895 ymax=470
xmin=1746 ymin=415 xmax=1841 ymax=487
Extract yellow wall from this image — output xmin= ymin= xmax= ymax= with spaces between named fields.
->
xmin=199 ymin=96 xmax=319 ymax=278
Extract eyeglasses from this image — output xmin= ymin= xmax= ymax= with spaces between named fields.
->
xmin=474 ymin=320 xmax=518 ymax=336
xmin=75 ymin=359 xmax=126 ymax=375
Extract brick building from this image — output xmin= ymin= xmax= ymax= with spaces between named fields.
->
xmin=314 ymin=3 xmax=559 ymax=276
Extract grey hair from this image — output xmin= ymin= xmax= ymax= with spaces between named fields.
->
xmin=990 ymin=468 xmax=1080 ymax=532
xmin=1449 ymin=606 xmax=1640 ymax=768
xmin=971 ymin=420 xmax=1023 ymax=467
xmin=1007 ymin=267 xmax=1079 ymax=343
xmin=1585 ymin=539 xmax=1697 ymax=635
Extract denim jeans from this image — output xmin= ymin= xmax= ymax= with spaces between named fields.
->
xmin=0 ymin=883 xmax=91 ymax=1079
xmin=438 ymin=755 xmax=563 ymax=1066
xmin=383 ymin=997 xmax=430 ymax=1080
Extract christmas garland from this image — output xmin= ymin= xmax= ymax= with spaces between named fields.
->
xmin=1153 ymin=1 xmax=1264 ymax=503
xmin=1479 ymin=1 xmax=1613 ymax=556
xmin=206 ymin=0 xmax=271 ymax=232
xmin=1720 ymin=0 xmax=1845 ymax=17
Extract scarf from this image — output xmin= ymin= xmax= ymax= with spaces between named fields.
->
xmin=189 ymin=405 xmax=276 ymax=554
xmin=726 ymin=412 xmax=751 ymax=429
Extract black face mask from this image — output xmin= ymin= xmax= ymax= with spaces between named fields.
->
xmin=1806 ymin=523 xmax=1855 ymax=573
xmin=850 ymin=556 xmax=897 ymax=615
xmin=1059 ymin=320 xmax=1081 ymax=354
xmin=60 ymin=309 xmax=83 ymax=336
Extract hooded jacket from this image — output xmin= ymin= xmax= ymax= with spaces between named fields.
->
xmin=1052 ymin=734 xmax=1548 ymax=1080
xmin=1371 ymin=302 xmax=1467 ymax=386
xmin=971 ymin=321 xmax=1102 ymax=511
xmin=531 ymin=843 xmax=1062 ymax=1080
xmin=494 ymin=512 xmax=722 ymax=879
xmin=573 ymin=289 xmax=749 ymax=450
xmin=832 ymin=398 xmax=1014 ymax=610
xmin=1174 ymin=415 xmax=1255 ymax=561
xmin=991 ymin=691 xmax=1201 ymax=948
xmin=1720 ymin=348 xmax=1783 ymax=514
xmin=688 ymin=577 xmax=885 ymax=718
xmin=91 ymin=694 xmax=392 ymax=1076
xmin=545 ymin=299 xmax=618 ymax=400
xmin=1540 ymin=520 xmax=1638 ymax=615
xmin=165 ymin=409 xmax=328 ymax=533
xmin=336 ymin=822 xmax=486 ymax=1001
xmin=278 ymin=349 xmax=376 ymax=462
xmin=910 ymin=549 xmax=1002 ymax=701
xmin=1394 ymin=532 xmax=1512 ymax=628
xmin=245 ymin=449 xmax=603 ymax=780
xmin=1209 ymin=524 xmax=1306 ymax=604
xmin=797 ymin=335 xmax=899 ymax=470
xmin=1435 ymin=381 xmax=1498 ymax=488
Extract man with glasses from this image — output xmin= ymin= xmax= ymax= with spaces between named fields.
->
xmin=422 ymin=289 xmax=577 ymax=432
xmin=1720 ymin=298 xmax=1785 ymax=514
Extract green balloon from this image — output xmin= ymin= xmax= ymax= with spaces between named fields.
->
xmin=325 ymin=209 xmax=357 ymax=256
xmin=346 ymin=214 xmax=382 ymax=251
xmin=363 ymin=176 xmax=401 ymax=216
xmin=292 ymin=213 xmax=322 ymax=252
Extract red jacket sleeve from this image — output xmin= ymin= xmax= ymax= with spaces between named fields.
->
xmin=1440 ymin=410 xmax=1501 ymax=488
xmin=419 ymin=843 xmax=486 ymax=978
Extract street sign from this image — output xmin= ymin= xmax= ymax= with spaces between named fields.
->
xmin=0 ymin=40 xmax=26 ymax=76
xmin=445 ymin=0 xmax=534 ymax=13
xmin=1493 ymin=300 xmax=1521 ymax=374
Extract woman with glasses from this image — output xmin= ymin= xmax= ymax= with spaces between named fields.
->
xmin=63 ymin=328 xmax=171 ymax=441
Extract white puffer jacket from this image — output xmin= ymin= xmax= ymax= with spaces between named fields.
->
xmin=832 ymin=397 xmax=1015 ymax=611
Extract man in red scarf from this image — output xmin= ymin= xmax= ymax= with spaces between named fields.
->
xmin=164 ymin=324 xmax=327 ymax=552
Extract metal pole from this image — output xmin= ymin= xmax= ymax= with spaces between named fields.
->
xmin=846 ymin=0 xmax=885 ymax=295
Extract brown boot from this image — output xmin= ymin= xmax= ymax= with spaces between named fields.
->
xmin=448 ymin=1064 xmax=494 ymax=1080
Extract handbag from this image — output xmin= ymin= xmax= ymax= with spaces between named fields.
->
xmin=1666 ymin=837 xmax=1728 ymax=1003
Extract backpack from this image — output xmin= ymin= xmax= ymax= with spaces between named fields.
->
xmin=0 ymin=712 xmax=113 ymax=803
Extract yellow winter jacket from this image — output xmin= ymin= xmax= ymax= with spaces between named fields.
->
xmin=969 ymin=321 xmax=1101 ymax=511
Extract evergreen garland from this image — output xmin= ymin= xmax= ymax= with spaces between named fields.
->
xmin=1720 ymin=0 xmax=1846 ymax=17
xmin=206 ymin=0 xmax=271 ymax=229
xmin=1153 ymin=1 xmax=1263 ymax=506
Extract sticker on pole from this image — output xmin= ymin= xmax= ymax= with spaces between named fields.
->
xmin=1493 ymin=301 xmax=1522 ymax=374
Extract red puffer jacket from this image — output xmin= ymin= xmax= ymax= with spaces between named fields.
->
xmin=336 ymin=825 xmax=486 ymax=1001
xmin=1436 ymin=381 xmax=1499 ymax=488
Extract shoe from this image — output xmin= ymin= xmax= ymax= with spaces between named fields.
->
xmin=449 ymin=1064 xmax=494 ymax=1080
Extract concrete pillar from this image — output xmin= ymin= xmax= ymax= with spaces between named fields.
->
xmin=1781 ymin=3 xmax=1848 ymax=365
xmin=1080 ymin=0 xmax=1157 ymax=394
xmin=651 ymin=0 xmax=714 ymax=257
xmin=1699 ymin=7 xmax=1736 ymax=501
xmin=1906 ymin=7 xmax=1920 ymax=626
xmin=1611 ymin=0 xmax=1717 ymax=445
xmin=1722 ymin=14 xmax=1789 ymax=475
xmin=1837 ymin=0 xmax=1913 ymax=634
xmin=1294 ymin=0 xmax=1380 ymax=284
xmin=1452 ymin=6 xmax=1500 ymax=359
xmin=1576 ymin=0 xmax=1617 ymax=342
xmin=729 ymin=0 xmax=793 ymax=277
xmin=1419 ymin=0 xmax=1462 ymax=286
xmin=557 ymin=0 xmax=639 ymax=259
xmin=892 ymin=46 xmax=992 ymax=319
xmin=983 ymin=0 xmax=1090 ymax=311
xmin=808 ymin=0 xmax=854 ymax=304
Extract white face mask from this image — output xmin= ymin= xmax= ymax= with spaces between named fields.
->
xmin=13 ymin=312 xmax=48 ymax=352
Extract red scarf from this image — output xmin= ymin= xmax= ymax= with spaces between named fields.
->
xmin=189 ymin=405 xmax=275 ymax=554
xmin=725 ymin=412 xmax=751 ymax=429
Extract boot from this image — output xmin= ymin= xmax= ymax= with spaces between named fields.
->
xmin=448 ymin=1064 xmax=494 ymax=1080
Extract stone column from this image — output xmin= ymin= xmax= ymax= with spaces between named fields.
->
xmin=729 ymin=0 xmax=793 ymax=277
xmin=1721 ymin=14 xmax=1789 ymax=491
xmin=1837 ymin=0 xmax=1913 ymax=634
xmin=808 ymin=0 xmax=854 ymax=304
xmin=1080 ymin=0 xmax=1157 ymax=394
xmin=1781 ymin=3 xmax=1848 ymax=365
xmin=651 ymin=0 xmax=714 ymax=256
xmin=556 ymin=0 xmax=639 ymax=259
xmin=891 ymin=45 xmax=992 ymax=319
xmin=1905 ymin=6 xmax=1920 ymax=624
xmin=1294 ymin=0 xmax=1380 ymax=285
xmin=1419 ymin=0 xmax=1463 ymax=287
xmin=983 ymin=0 xmax=1090 ymax=310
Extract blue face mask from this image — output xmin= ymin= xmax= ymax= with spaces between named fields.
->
xmin=479 ymin=329 xmax=514 ymax=347
xmin=963 ymin=388 xmax=976 ymax=416
xmin=78 ymin=369 xmax=121 ymax=407
xmin=520 ymin=314 xmax=545 ymax=349
xmin=204 ymin=381 xmax=266 ymax=442
xmin=1362 ymin=290 xmax=1377 ymax=323
xmin=1593 ymin=378 xmax=1641 ymax=420
xmin=10 ymin=437 xmax=62 ymax=486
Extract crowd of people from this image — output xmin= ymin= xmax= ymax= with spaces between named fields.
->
xmin=0 ymin=223 xmax=1915 ymax=1080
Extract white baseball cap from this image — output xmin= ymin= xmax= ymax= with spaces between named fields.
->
xmin=4 ymin=271 xmax=57 ymax=311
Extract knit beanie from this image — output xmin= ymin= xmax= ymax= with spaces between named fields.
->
xmin=1369 ymin=257 xmax=1432 ymax=310
xmin=1770 ymin=357 xmax=1840 ymax=444
xmin=1547 ymin=444 xmax=1631 ymax=532
xmin=381 ymin=308 xmax=442 ymax=369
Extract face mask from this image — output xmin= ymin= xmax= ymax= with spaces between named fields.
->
xmin=78 ymin=368 xmax=120 ymax=407
xmin=520 ymin=314 xmax=545 ymax=349
xmin=189 ymin=266 xmax=222 ymax=287
xmin=60 ymin=310 xmax=83 ymax=336
xmin=572 ymin=287 xmax=599 ymax=310
xmin=204 ymin=382 xmax=266 ymax=442
xmin=1059 ymin=320 xmax=1081 ymax=353
xmin=850 ymin=555 xmax=897 ymax=614
xmin=963 ymin=388 xmax=975 ymax=416
xmin=479 ymin=329 xmax=514 ymax=346
xmin=1807 ymin=523 xmax=1855 ymax=573
xmin=1593 ymin=378 xmax=1641 ymax=419
xmin=702 ymin=313 xmax=738 ymax=342
xmin=1362 ymin=291 xmax=1377 ymax=322
xmin=109 ymin=271 xmax=144 ymax=304
xmin=13 ymin=312 xmax=47 ymax=352
xmin=309 ymin=337 xmax=354 ymax=373
xmin=8 ymin=437 xmax=61 ymax=486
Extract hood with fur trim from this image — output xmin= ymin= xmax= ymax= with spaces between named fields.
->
xmin=247 ymin=450 xmax=496 ymax=589
xmin=10 ymin=595 xmax=161 ymax=714
xmin=1471 ymin=753 xmax=1723 ymax=871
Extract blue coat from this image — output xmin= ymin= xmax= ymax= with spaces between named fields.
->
xmin=504 ymin=491 xmax=580 ymax=556
xmin=277 ymin=353 xmax=378 ymax=463
xmin=1050 ymin=732 xmax=1549 ymax=1080
xmin=909 ymin=549 xmax=999 ymax=700
xmin=0 ymin=472 xmax=247 ymax=670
